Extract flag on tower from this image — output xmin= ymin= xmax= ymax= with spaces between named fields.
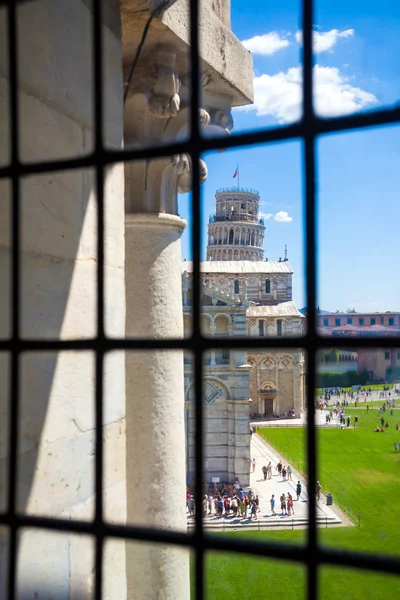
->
xmin=233 ymin=166 xmax=238 ymax=178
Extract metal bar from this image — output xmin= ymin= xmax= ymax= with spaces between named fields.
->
xmin=0 ymin=335 xmax=397 ymax=352
xmin=6 ymin=0 xmax=20 ymax=596
xmin=1 ymin=104 xmax=400 ymax=180
xmin=2 ymin=0 xmax=400 ymax=596
xmin=91 ymin=0 xmax=105 ymax=598
xmin=302 ymin=0 xmax=318 ymax=598
xmin=189 ymin=0 xmax=205 ymax=598
xmin=0 ymin=511 xmax=399 ymax=576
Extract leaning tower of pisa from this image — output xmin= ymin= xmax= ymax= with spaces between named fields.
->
xmin=206 ymin=187 xmax=265 ymax=261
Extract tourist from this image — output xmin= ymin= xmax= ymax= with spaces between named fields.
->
xmin=277 ymin=461 xmax=282 ymax=476
xmin=238 ymin=488 xmax=244 ymax=502
xmin=188 ymin=495 xmax=195 ymax=517
xmin=270 ymin=494 xmax=276 ymax=516
xmin=354 ymin=415 xmax=358 ymax=429
xmin=262 ymin=464 xmax=268 ymax=480
xmin=224 ymin=495 xmax=230 ymax=516
xmin=267 ymin=461 xmax=273 ymax=479
xmin=287 ymin=493 xmax=294 ymax=515
xmin=347 ymin=415 xmax=351 ymax=427
xmin=231 ymin=495 xmax=238 ymax=517
xmin=282 ymin=465 xmax=287 ymax=480
xmin=280 ymin=493 xmax=287 ymax=515
xmin=296 ymin=481 xmax=302 ymax=501
xmin=208 ymin=494 xmax=213 ymax=515
xmin=251 ymin=501 xmax=257 ymax=520
xmin=316 ymin=480 xmax=321 ymax=501
xmin=252 ymin=457 xmax=256 ymax=472
xmin=203 ymin=496 xmax=208 ymax=518
xmin=286 ymin=494 xmax=291 ymax=516
xmin=240 ymin=498 xmax=246 ymax=518
xmin=287 ymin=465 xmax=292 ymax=480
xmin=218 ymin=496 xmax=224 ymax=518
xmin=255 ymin=494 xmax=260 ymax=512
xmin=393 ymin=442 xmax=398 ymax=452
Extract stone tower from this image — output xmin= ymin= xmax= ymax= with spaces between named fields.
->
xmin=206 ymin=187 xmax=265 ymax=261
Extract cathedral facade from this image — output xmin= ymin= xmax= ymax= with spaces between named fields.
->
xmin=183 ymin=187 xmax=306 ymax=486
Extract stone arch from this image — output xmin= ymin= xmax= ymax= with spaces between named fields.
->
xmin=260 ymin=380 xmax=276 ymax=393
xmin=214 ymin=313 xmax=232 ymax=333
xmin=222 ymin=249 xmax=227 ymax=260
xmin=200 ymin=314 xmax=212 ymax=335
xmin=240 ymin=248 xmax=245 ymax=258
xmin=233 ymin=248 xmax=239 ymax=260
xmin=228 ymin=228 xmax=234 ymax=244
xmin=246 ymin=228 xmax=251 ymax=245
xmin=251 ymin=230 xmax=255 ymax=246
xmin=223 ymin=226 xmax=228 ymax=244
xmin=234 ymin=226 xmax=240 ymax=244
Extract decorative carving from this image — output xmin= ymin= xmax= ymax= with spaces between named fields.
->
xmin=146 ymin=48 xmax=180 ymax=118
xmin=209 ymin=108 xmax=234 ymax=133
xmin=249 ymin=319 xmax=256 ymax=326
xmin=262 ymin=357 xmax=275 ymax=370
xmin=279 ymin=356 xmax=293 ymax=369
xmin=203 ymin=380 xmax=222 ymax=404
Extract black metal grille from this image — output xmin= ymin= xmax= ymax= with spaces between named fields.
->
xmin=1 ymin=0 xmax=400 ymax=598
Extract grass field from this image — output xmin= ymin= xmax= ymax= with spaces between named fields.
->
xmin=203 ymin=409 xmax=400 ymax=599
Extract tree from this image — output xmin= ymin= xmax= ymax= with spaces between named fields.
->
xmin=346 ymin=308 xmax=357 ymax=313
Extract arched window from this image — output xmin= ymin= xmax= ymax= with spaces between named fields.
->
xmin=265 ymin=279 xmax=271 ymax=294
xmin=234 ymin=279 xmax=239 ymax=294
xmin=229 ymin=229 xmax=234 ymax=244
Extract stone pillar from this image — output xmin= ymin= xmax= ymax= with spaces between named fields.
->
xmin=125 ymin=212 xmax=189 ymax=600
xmin=0 ymin=1 xmax=126 ymax=597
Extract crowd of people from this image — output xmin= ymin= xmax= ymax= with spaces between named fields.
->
xmin=186 ymin=458 xmax=310 ymax=521
xmin=187 ymin=486 xmax=261 ymax=520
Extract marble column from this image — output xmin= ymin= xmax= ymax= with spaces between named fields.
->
xmin=125 ymin=212 xmax=189 ymax=600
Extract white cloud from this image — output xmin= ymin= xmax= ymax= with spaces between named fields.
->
xmin=259 ymin=212 xmax=273 ymax=220
xmin=241 ymin=64 xmax=377 ymax=123
xmin=242 ymin=32 xmax=290 ymax=55
xmin=274 ymin=211 xmax=293 ymax=222
xmin=296 ymin=28 xmax=354 ymax=53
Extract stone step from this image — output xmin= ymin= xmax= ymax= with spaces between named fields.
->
xmin=187 ymin=514 xmax=341 ymax=529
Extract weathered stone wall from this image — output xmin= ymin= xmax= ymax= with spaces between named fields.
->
xmin=0 ymin=1 xmax=126 ymax=597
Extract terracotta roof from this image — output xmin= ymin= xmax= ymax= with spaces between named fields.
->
xmin=181 ymin=260 xmax=293 ymax=274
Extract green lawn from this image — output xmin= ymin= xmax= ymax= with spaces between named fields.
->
xmin=203 ymin=410 xmax=400 ymax=599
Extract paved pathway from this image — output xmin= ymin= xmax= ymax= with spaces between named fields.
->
xmin=188 ymin=432 xmax=353 ymax=531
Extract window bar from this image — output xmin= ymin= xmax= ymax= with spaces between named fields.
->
xmin=91 ymin=0 xmax=105 ymax=598
xmin=189 ymin=0 xmax=205 ymax=598
xmin=302 ymin=0 xmax=318 ymax=597
xmin=1 ymin=0 xmax=400 ymax=597
xmin=6 ymin=0 xmax=21 ymax=596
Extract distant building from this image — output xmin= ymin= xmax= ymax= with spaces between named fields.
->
xmin=182 ymin=187 xmax=306 ymax=485
xmin=358 ymin=348 xmax=400 ymax=382
xmin=316 ymin=311 xmax=400 ymax=336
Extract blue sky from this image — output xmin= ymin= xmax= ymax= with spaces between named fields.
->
xmin=179 ymin=0 xmax=400 ymax=312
